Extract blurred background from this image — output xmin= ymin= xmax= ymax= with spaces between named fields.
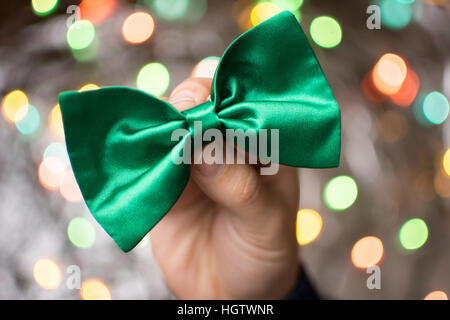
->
xmin=0 ymin=0 xmax=449 ymax=300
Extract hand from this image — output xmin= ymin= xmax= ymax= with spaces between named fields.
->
xmin=150 ymin=77 xmax=300 ymax=299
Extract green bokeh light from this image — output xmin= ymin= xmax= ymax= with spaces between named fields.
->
xmin=44 ymin=142 xmax=70 ymax=168
xmin=31 ymin=0 xmax=58 ymax=16
xmin=310 ymin=16 xmax=342 ymax=49
xmin=258 ymin=0 xmax=304 ymax=11
xmin=136 ymin=62 xmax=170 ymax=96
xmin=67 ymin=20 xmax=96 ymax=50
xmin=67 ymin=217 xmax=96 ymax=249
xmin=422 ymin=91 xmax=449 ymax=125
xmin=378 ymin=0 xmax=412 ymax=30
xmin=148 ymin=0 xmax=207 ymax=24
xmin=15 ymin=105 xmax=40 ymax=135
xmin=399 ymin=218 xmax=428 ymax=250
xmin=324 ymin=176 xmax=358 ymax=211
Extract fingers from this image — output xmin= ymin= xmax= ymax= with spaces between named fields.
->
xmin=169 ymin=77 xmax=212 ymax=111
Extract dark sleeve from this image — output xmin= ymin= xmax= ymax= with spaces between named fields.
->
xmin=284 ymin=266 xmax=321 ymax=300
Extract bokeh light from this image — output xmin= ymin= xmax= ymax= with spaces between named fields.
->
xmin=31 ymin=0 xmax=58 ymax=16
xmin=443 ymin=149 xmax=450 ymax=177
xmin=399 ymin=218 xmax=428 ymax=250
xmin=192 ymin=56 xmax=220 ymax=78
xmin=378 ymin=0 xmax=412 ymax=30
xmin=390 ymin=68 xmax=419 ymax=106
xmin=67 ymin=20 xmax=96 ymax=50
xmin=264 ymin=0 xmax=304 ymax=11
xmin=310 ymin=16 xmax=342 ymax=49
xmin=33 ymin=259 xmax=62 ymax=289
xmin=59 ymin=170 xmax=83 ymax=202
xmin=67 ymin=217 xmax=96 ymax=249
xmin=79 ymin=83 xmax=100 ymax=92
xmin=351 ymin=236 xmax=384 ymax=269
xmin=79 ymin=0 xmax=117 ymax=25
xmin=424 ymin=290 xmax=448 ymax=300
xmin=122 ymin=12 xmax=155 ymax=44
xmin=1 ymin=90 xmax=29 ymax=123
xmin=49 ymin=104 xmax=64 ymax=139
xmin=81 ymin=279 xmax=112 ymax=300
xmin=296 ymin=209 xmax=323 ymax=245
xmin=372 ymin=53 xmax=407 ymax=95
xmin=15 ymin=105 xmax=40 ymax=135
xmin=148 ymin=0 xmax=207 ymax=24
xmin=136 ymin=62 xmax=170 ymax=96
xmin=422 ymin=91 xmax=449 ymax=125
xmin=43 ymin=142 xmax=70 ymax=168
xmin=38 ymin=156 xmax=66 ymax=190
xmin=434 ymin=171 xmax=450 ymax=198
xmin=324 ymin=175 xmax=358 ymax=211
xmin=250 ymin=2 xmax=282 ymax=27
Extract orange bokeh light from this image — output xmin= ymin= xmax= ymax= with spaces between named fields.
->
xmin=351 ymin=236 xmax=384 ymax=269
xmin=38 ymin=157 xmax=65 ymax=190
xmin=424 ymin=290 xmax=448 ymax=300
xmin=372 ymin=53 xmax=407 ymax=96
xmin=391 ymin=68 xmax=419 ymax=107
xmin=59 ymin=170 xmax=83 ymax=202
xmin=80 ymin=0 xmax=116 ymax=25
xmin=122 ymin=12 xmax=155 ymax=44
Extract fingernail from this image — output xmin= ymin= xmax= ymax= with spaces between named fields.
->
xmin=195 ymin=163 xmax=223 ymax=177
xmin=170 ymin=91 xmax=197 ymax=111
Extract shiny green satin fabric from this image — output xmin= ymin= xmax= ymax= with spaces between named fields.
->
xmin=59 ymin=11 xmax=341 ymax=252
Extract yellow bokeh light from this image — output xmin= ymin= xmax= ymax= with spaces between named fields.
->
xmin=33 ymin=259 xmax=62 ymax=289
xmin=372 ymin=53 xmax=407 ymax=96
xmin=250 ymin=2 xmax=282 ymax=27
xmin=443 ymin=149 xmax=450 ymax=177
xmin=79 ymin=83 xmax=100 ymax=92
xmin=49 ymin=104 xmax=65 ymax=139
xmin=1 ymin=90 xmax=29 ymax=123
xmin=434 ymin=171 xmax=450 ymax=198
xmin=351 ymin=236 xmax=384 ymax=269
xmin=122 ymin=11 xmax=155 ymax=44
xmin=296 ymin=209 xmax=323 ymax=245
xmin=424 ymin=290 xmax=448 ymax=300
xmin=81 ymin=279 xmax=112 ymax=300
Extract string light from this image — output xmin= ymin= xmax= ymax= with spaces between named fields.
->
xmin=67 ymin=20 xmax=96 ymax=50
xmin=310 ymin=16 xmax=342 ymax=49
xmin=399 ymin=218 xmax=428 ymax=250
xmin=67 ymin=217 xmax=96 ymax=249
xmin=81 ymin=279 xmax=112 ymax=300
xmin=424 ymin=290 xmax=448 ymax=300
xmin=250 ymin=2 xmax=282 ymax=26
xmin=422 ymin=91 xmax=449 ymax=125
xmin=33 ymin=259 xmax=62 ymax=289
xmin=372 ymin=53 xmax=407 ymax=95
xmin=1 ymin=90 xmax=29 ymax=123
xmin=122 ymin=12 xmax=155 ymax=44
xmin=324 ymin=176 xmax=358 ymax=211
xmin=136 ymin=62 xmax=170 ymax=96
xmin=296 ymin=209 xmax=323 ymax=245
xmin=15 ymin=105 xmax=40 ymax=135
xmin=192 ymin=57 xmax=220 ymax=79
xmin=79 ymin=0 xmax=117 ymax=25
xmin=351 ymin=236 xmax=384 ymax=269
xmin=31 ymin=0 xmax=58 ymax=16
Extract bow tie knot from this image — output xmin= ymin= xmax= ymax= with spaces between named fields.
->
xmin=183 ymin=100 xmax=222 ymax=133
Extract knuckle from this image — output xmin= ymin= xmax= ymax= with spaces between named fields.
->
xmin=230 ymin=169 xmax=260 ymax=206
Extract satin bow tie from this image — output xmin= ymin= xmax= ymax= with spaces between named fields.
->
xmin=59 ymin=11 xmax=341 ymax=252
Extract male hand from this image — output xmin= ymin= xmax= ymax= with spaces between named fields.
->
xmin=150 ymin=77 xmax=300 ymax=299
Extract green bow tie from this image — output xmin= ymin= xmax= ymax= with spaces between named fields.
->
xmin=59 ymin=11 xmax=340 ymax=252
